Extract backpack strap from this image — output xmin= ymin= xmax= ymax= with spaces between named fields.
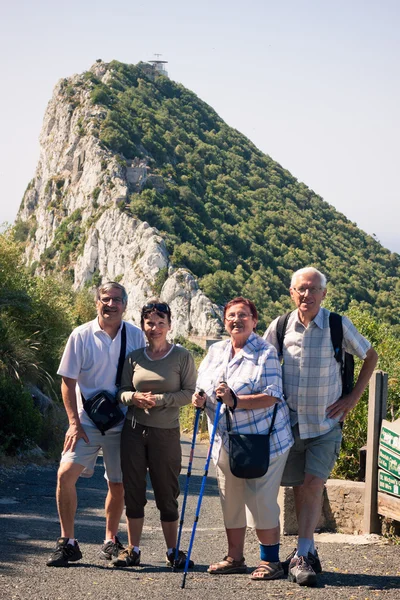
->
xmin=328 ymin=312 xmax=343 ymax=364
xmin=276 ymin=312 xmax=291 ymax=357
xmin=328 ymin=311 xmax=355 ymax=398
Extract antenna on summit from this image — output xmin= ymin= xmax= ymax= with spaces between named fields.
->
xmin=148 ymin=53 xmax=168 ymax=77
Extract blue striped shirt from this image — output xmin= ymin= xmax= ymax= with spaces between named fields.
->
xmin=196 ymin=332 xmax=293 ymax=465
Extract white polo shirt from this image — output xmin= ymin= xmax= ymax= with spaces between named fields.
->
xmin=57 ymin=318 xmax=145 ymax=429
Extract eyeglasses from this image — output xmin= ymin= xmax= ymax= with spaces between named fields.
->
xmin=142 ymin=302 xmax=171 ymax=315
xmin=292 ymin=286 xmax=322 ymax=296
xmin=100 ymin=296 xmax=124 ymax=305
xmin=225 ymin=312 xmax=253 ymax=321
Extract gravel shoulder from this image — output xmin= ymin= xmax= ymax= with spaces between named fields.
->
xmin=1 ymin=435 xmax=400 ymax=600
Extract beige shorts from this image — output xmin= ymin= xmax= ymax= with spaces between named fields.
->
xmin=60 ymin=424 xmax=122 ymax=482
xmin=215 ymin=446 xmax=290 ymax=530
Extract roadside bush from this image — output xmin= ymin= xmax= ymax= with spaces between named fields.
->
xmin=0 ymin=377 xmax=42 ymax=455
xmin=332 ymin=301 xmax=400 ymax=480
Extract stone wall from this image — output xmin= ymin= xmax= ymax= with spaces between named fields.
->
xmin=279 ymin=479 xmax=366 ymax=535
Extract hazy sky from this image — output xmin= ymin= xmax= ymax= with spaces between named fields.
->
xmin=1 ymin=0 xmax=399 ymax=252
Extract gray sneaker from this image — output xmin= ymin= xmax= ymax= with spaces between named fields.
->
xmin=100 ymin=535 xmax=124 ymax=560
xmin=288 ymin=555 xmax=317 ymax=587
xmin=112 ymin=546 xmax=141 ymax=567
xmin=282 ymin=548 xmax=322 ymax=575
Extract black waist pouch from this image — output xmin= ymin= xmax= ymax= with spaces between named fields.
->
xmin=83 ymin=391 xmax=124 ymax=435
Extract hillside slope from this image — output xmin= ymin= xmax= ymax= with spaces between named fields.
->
xmin=17 ymin=60 xmax=400 ymax=331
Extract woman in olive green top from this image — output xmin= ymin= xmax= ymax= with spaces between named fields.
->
xmin=112 ymin=301 xmax=196 ymax=569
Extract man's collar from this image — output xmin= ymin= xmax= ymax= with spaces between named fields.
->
xmin=93 ymin=317 xmax=124 ymax=335
xmin=295 ymin=307 xmax=324 ymax=329
xmin=313 ymin=308 xmax=325 ymax=329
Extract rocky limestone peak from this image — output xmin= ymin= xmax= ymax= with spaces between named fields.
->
xmin=17 ymin=61 xmax=223 ymax=338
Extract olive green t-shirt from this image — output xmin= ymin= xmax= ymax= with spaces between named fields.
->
xmin=118 ymin=345 xmax=196 ymax=429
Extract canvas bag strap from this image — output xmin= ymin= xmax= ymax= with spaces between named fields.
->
xmin=115 ymin=323 xmax=126 ymax=388
xmin=225 ymin=400 xmax=278 ymax=433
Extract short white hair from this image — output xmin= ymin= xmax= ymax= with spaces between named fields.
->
xmin=290 ymin=267 xmax=327 ymax=289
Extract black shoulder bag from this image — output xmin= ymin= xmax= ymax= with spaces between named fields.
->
xmin=82 ymin=324 xmax=126 ymax=435
xmin=226 ymin=401 xmax=278 ymax=479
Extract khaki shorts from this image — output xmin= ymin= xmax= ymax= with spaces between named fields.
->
xmin=281 ymin=423 xmax=342 ymax=486
xmin=60 ymin=424 xmax=123 ymax=483
xmin=216 ymin=446 xmax=290 ymax=530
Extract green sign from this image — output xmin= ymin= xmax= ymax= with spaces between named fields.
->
xmin=378 ymin=446 xmax=400 ymax=478
xmin=380 ymin=419 xmax=400 ymax=457
xmin=378 ymin=469 xmax=400 ymax=498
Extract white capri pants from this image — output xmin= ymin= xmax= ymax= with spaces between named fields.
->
xmin=215 ymin=446 xmax=290 ymax=529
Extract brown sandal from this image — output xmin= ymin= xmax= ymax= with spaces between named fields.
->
xmin=208 ymin=555 xmax=247 ymax=574
xmin=250 ymin=561 xmax=284 ymax=580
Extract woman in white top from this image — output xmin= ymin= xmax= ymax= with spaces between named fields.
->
xmin=193 ymin=297 xmax=293 ymax=580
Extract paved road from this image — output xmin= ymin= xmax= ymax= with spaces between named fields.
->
xmin=1 ymin=434 xmax=400 ymax=600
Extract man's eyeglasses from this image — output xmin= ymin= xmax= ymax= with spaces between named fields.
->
xmin=142 ymin=302 xmax=171 ymax=315
xmin=100 ymin=296 xmax=124 ymax=305
xmin=292 ymin=286 xmax=322 ymax=296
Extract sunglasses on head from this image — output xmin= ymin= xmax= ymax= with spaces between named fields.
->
xmin=142 ymin=302 xmax=171 ymax=315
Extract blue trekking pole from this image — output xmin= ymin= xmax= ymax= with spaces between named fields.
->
xmin=174 ymin=402 xmax=203 ymax=570
xmin=181 ymin=396 xmax=223 ymax=589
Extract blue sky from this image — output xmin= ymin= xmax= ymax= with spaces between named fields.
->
xmin=1 ymin=0 xmax=399 ymax=252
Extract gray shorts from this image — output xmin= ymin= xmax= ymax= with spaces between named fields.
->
xmin=60 ymin=424 xmax=123 ymax=483
xmin=281 ymin=424 xmax=342 ymax=486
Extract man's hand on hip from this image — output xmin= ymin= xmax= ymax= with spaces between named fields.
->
xmin=63 ymin=423 xmax=89 ymax=453
xmin=326 ymin=392 xmax=358 ymax=422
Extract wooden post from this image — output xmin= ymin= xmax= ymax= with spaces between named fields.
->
xmin=363 ymin=370 xmax=388 ymax=533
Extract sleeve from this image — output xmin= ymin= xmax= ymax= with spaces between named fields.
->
xmin=258 ymin=345 xmax=284 ymax=400
xmin=154 ymin=351 xmax=197 ymax=408
xmin=57 ymin=331 xmax=83 ymax=379
xmin=117 ymin=353 xmax=136 ymax=406
xmin=263 ymin=317 xmax=280 ymax=352
xmin=342 ymin=316 xmax=371 ymax=360
xmin=195 ymin=344 xmax=222 ymax=402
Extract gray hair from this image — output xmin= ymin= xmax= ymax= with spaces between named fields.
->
xmin=96 ymin=281 xmax=128 ymax=304
xmin=290 ymin=267 xmax=327 ymax=289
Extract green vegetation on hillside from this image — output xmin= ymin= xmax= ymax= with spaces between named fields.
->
xmin=0 ymin=228 xmax=96 ymax=456
xmin=82 ymin=60 xmax=400 ymax=332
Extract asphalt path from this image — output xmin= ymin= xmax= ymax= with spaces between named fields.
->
xmin=1 ymin=433 xmax=400 ymax=600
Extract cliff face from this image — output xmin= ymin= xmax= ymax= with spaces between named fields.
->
xmin=18 ymin=62 xmax=223 ymax=337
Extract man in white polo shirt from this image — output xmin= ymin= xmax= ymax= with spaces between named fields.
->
xmin=46 ymin=282 xmax=145 ymax=567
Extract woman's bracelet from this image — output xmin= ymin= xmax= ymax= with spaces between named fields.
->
xmin=229 ymin=388 xmax=238 ymax=412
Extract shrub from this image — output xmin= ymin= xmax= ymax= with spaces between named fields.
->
xmin=153 ymin=267 xmax=168 ymax=295
xmin=0 ymin=377 xmax=42 ymax=455
xmin=13 ymin=220 xmax=30 ymax=242
xmin=91 ymin=85 xmax=112 ymax=106
xmin=92 ymin=187 xmax=101 ymax=200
